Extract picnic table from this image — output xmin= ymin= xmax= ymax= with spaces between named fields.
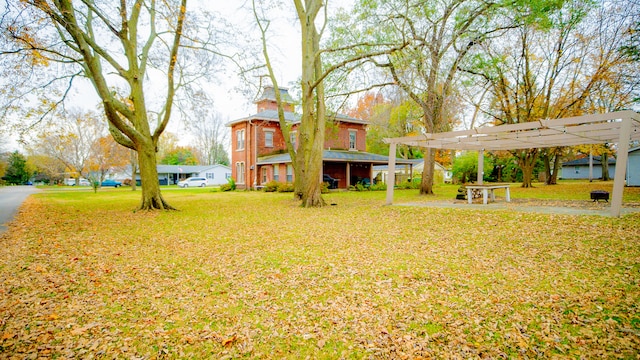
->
xmin=465 ymin=184 xmax=511 ymax=205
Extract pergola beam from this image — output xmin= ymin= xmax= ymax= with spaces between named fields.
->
xmin=384 ymin=111 xmax=640 ymax=217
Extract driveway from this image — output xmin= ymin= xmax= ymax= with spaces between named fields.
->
xmin=0 ymin=185 xmax=40 ymax=233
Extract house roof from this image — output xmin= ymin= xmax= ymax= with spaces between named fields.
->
xmin=226 ymin=110 xmax=369 ymax=127
xmin=257 ymin=150 xmax=415 ymax=165
xmin=254 ymin=86 xmax=295 ymax=104
xmin=562 ymin=156 xmax=616 ymax=166
xmin=156 ymin=164 xmax=230 ymax=174
xmin=373 ymin=159 xmax=448 ymax=171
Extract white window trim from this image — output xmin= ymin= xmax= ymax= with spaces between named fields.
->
xmin=236 ymin=129 xmax=245 ymax=151
xmin=348 ymin=129 xmax=358 ymax=151
xmin=236 ymin=162 xmax=246 ymax=184
xmin=264 ymin=129 xmax=274 ymax=148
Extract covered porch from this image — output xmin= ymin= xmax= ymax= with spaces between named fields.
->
xmin=257 ymin=150 xmax=414 ymax=189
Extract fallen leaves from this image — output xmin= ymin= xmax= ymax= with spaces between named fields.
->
xmin=0 ymin=189 xmax=639 ymax=358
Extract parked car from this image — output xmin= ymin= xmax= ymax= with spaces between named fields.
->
xmin=101 ymin=179 xmax=122 ymax=188
xmin=177 ymin=177 xmax=208 ymax=188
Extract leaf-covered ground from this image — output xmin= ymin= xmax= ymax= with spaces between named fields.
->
xmin=1 ymin=183 xmax=639 ymax=358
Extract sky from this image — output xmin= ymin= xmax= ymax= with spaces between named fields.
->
xmin=2 ymin=1 xmax=356 ymax=153
xmin=2 ymin=1 xmax=305 ymax=152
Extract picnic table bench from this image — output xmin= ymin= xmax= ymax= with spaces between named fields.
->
xmin=465 ymin=184 xmax=511 ymax=205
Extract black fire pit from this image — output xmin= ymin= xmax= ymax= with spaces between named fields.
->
xmin=590 ymin=190 xmax=609 ymax=202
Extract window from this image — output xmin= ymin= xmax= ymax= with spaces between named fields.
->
xmin=206 ymin=173 xmax=214 ymax=180
xmin=236 ymin=129 xmax=245 ymax=150
xmin=290 ymin=131 xmax=297 ymax=150
xmin=273 ymin=165 xmax=279 ymax=181
xmin=236 ymin=162 xmax=245 ymax=184
xmin=264 ymin=130 xmax=274 ymax=147
xmin=286 ymin=164 xmax=293 ymax=183
xmin=262 ymin=167 xmax=268 ymax=183
xmin=349 ymin=130 xmax=357 ymax=150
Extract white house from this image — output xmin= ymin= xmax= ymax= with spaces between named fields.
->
xmin=373 ymin=159 xmax=452 ymax=185
xmin=132 ymin=164 xmax=231 ymax=185
xmin=156 ymin=165 xmax=231 ymax=185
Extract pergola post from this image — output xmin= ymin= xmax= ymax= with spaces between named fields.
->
xmin=477 ymin=149 xmax=484 ymax=185
xmin=611 ymin=117 xmax=632 ymax=217
xmin=589 ymin=151 xmax=593 ymax=182
xmin=386 ymin=142 xmax=397 ymax=205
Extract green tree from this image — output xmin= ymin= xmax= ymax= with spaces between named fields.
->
xmin=160 ymin=147 xmax=199 ymax=165
xmin=330 ymin=0 xmax=509 ymax=195
xmin=452 ymin=151 xmax=494 ymax=184
xmin=3 ymin=151 xmax=31 ymax=185
xmin=363 ymin=96 xmax=424 ymax=159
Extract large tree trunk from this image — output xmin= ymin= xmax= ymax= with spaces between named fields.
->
xmin=137 ymin=143 xmax=174 ymax=210
xmin=292 ymin=0 xmax=325 ymax=207
xmin=548 ymin=150 xmax=561 ymax=185
xmin=130 ymin=149 xmax=138 ymax=191
xmin=420 ymin=148 xmax=436 ymax=194
xmin=517 ymin=149 xmax=538 ymax=188
xmin=543 ymin=148 xmax=561 ymax=185
xmin=602 ymin=151 xmax=610 ymax=181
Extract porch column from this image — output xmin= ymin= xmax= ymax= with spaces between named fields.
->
xmin=611 ymin=117 xmax=632 ymax=217
xmin=369 ymin=163 xmax=374 ymax=183
xmin=386 ymin=142 xmax=397 ymax=205
xmin=346 ymin=163 xmax=351 ymax=188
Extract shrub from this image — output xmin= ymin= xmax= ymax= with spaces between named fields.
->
xmin=321 ymin=181 xmax=330 ymax=194
xmin=263 ymin=181 xmax=281 ymax=192
xmin=277 ymin=183 xmax=295 ymax=192
xmin=354 ymin=183 xmax=367 ymax=191
xmin=219 ymin=183 xmax=232 ymax=192
xmin=396 ymin=179 xmax=419 ymax=190
xmin=227 ymin=177 xmax=236 ymax=191
xmin=369 ymin=182 xmax=387 ymax=191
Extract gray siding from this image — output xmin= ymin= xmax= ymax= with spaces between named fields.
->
xmin=628 ymin=150 xmax=640 ymax=186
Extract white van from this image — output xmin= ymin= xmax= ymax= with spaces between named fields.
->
xmin=177 ymin=177 xmax=208 ymax=188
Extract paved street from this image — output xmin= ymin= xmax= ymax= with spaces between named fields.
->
xmin=0 ymin=185 xmax=39 ymax=233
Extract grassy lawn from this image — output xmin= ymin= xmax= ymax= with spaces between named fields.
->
xmin=1 ymin=182 xmax=639 ymax=358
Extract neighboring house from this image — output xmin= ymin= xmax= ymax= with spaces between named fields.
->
xmin=227 ymin=86 xmax=413 ymax=189
xmin=134 ymin=164 xmax=231 ymax=185
xmin=561 ymin=156 xmax=616 ymax=180
xmin=628 ymin=146 xmax=640 ymax=186
xmin=373 ymin=159 xmax=452 ymax=185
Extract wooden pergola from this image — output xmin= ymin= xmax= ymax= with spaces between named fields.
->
xmin=384 ymin=110 xmax=640 ymax=217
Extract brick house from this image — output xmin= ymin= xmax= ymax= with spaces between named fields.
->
xmin=227 ymin=86 xmax=413 ymax=189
